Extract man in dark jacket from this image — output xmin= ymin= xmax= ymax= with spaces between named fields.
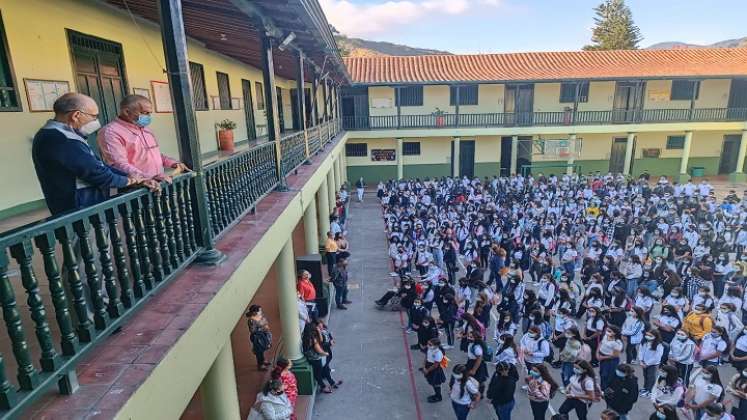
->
xmin=32 ymin=93 xmax=158 ymax=215
xmin=603 ymin=363 xmax=639 ymax=418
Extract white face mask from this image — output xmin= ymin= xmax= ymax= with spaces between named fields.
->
xmin=78 ymin=119 xmax=101 ymax=136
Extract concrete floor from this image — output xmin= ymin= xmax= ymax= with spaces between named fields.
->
xmin=313 ymin=195 xmax=741 ymax=420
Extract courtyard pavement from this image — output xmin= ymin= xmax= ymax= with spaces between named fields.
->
xmin=313 ymin=193 xmax=739 ymax=420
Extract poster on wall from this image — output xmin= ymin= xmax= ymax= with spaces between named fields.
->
xmin=150 ymin=81 xmax=173 ymax=113
xmin=231 ymin=97 xmax=242 ymax=110
xmin=133 ymin=87 xmax=151 ymax=101
xmin=211 ymin=96 xmax=221 ymax=110
xmin=371 ymin=149 xmax=396 ymax=161
xmin=24 ymin=79 xmax=70 ymax=112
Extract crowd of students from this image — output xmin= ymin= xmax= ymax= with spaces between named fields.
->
xmin=375 ymin=173 xmax=747 ymax=420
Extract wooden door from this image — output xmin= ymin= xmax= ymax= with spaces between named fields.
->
xmin=609 ymin=137 xmax=628 ymax=173
xmin=613 ymin=81 xmax=645 ymax=122
xmin=719 ymin=135 xmax=742 ymax=174
xmin=459 ymin=140 xmax=475 ymax=178
xmin=505 ymin=84 xmax=534 ymax=126
xmin=728 ymin=79 xmax=747 ymax=119
xmin=242 ymin=79 xmax=257 ymax=140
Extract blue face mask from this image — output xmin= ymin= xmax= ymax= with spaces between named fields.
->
xmin=615 ymin=370 xmax=625 ymax=378
xmin=136 ymin=114 xmax=152 ymax=127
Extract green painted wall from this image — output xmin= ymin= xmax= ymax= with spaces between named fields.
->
xmin=403 ymin=164 xmax=450 ymax=179
xmin=687 ymin=157 xmax=720 ymax=176
xmin=0 ymin=199 xmax=47 ymax=222
xmin=631 ymin=158 xmax=680 ymax=177
xmin=347 ymin=165 xmax=398 ymax=183
xmin=474 ymin=162 xmax=500 ymax=178
xmin=576 ymin=159 xmax=610 ymax=174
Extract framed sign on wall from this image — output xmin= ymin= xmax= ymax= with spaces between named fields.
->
xmin=24 ymin=79 xmax=70 ymax=112
xmin=150 ymin=81 xmax=173 ymax=113
xmin=371 ymin=149 xmax=396 ymax=161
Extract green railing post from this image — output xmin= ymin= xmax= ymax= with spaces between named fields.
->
xmin=54 ymin=225 xmax=94 ymax=342
xmin=9 ymin=241 xmax=60 ymax=372
xmin=142 ymin=195 xmax=164 ymax=284
xmin=118 ymin=202 xmax=146 ymax=299
xmin=34 ymin=233 xmax=78 ymax=355
xmin=0 ymin=251 xmax=37 ymax=390
xmin=161 ymin=188 xmax=179 ymax=269
xmin=0 ymin=354 xmax=17 ymax=409
xmin=91 ymin=213 xmax=125 ymax=319
xmin=131 ymin=199 xmax=155 ymax=291
xmin=72 ymin=220 xmax=109 ymax=331
xmin=107 ymin=208 xmax=135 ymax=308
xmin=167 ymin=184 xmax=185 ymax=262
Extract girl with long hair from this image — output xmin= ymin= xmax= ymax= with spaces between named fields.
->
xmin=449 ymin=364 xmax=480 ymax=420
xmin=559 ymin=360 xmax=597 ymax=420
xmin=525 ymin=363 xmax=559 ymax=420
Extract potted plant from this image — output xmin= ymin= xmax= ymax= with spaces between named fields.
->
xmin=216 ymin=119 xmax=237 ymax=152
xmin=432 ymin=108 xmax=447 ymax=127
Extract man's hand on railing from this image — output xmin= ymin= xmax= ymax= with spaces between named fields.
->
xmin=154 ymin=174 xmax=173 ymax=184
xmin=141 ymin=178 xmax=162 ymax=193
xmin=171 ymin=162 xmax=191 ymax=173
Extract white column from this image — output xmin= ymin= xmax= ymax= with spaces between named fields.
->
xmin=332 ymin=157 xmax=341 ymax=191
xmin=622 ymin=132 xmax=636 ymax=176
xmin=452 ymin=137 xmax=461 ymax=177
xmin=326 ymin=170 xmax=336 ymax=215
xmin=678 ymin=131 xmax=693 ymax=181
xmin=316 ymin=180 xmax=330 ymax=243
xmin=396 ymin=137 xmax=404 ymax=179
xmin=276 ymin=237 xmax=302 ymax=360
xmin=567 ymin=134 xmax=577 ymax=175
xmin=200 ymin=339 xmax=241 ymax=420
xmin=303 ymin=200 xmax=319 ymax=255
xmin=510 ymin=135 xmax=518 ymax=175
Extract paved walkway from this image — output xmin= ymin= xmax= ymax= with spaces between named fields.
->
xmin=313 ymin=195 xmax=737 ymax=420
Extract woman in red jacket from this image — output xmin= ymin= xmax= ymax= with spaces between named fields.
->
xmin=271 ymin=358 xmax=298 ymax=420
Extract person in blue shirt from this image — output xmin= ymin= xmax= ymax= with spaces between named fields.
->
xmin=31 ymin=93 xmax=159 ymax=215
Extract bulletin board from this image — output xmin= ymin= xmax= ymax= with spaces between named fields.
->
xmin=150 ymin=81 xmax=173 ymax=113
xmin=24 ymin=79 xmax=70 ymax=112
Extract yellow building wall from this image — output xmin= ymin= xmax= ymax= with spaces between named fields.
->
xmin=402 ymin=137 xmax=451 ymax=166
xmin=474 ymin=135 xmax=502 ymax=162
xmin=344 ymin=138 xmax=397 ymax=166
xmin=578 ymin=81 xmax=616 ymax=111
xmin=533 ymin=83 xmax=566 ymax=112
xmin=0 ymin=0 xmax=295 ymax=212
xmin=695 ymin=79 xmax=731 ymax=109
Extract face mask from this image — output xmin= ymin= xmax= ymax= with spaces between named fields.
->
xmin=655 ymin=412 xmax=666 ymax=420
xmin=423 ymin=322 xmax=430 ymax=327
xmin=711 ymin=332 xmax=720 ymax=338
xmin=615 ymin=370 xmax=625 ymax=378
xmin=645 ymin=335 xmax=654 ymax=341
xmin=135 ymin=114 xmax=152 ymax=127
xmin=676 ymin=334 xmax=687 ymax=341
xmin=742 ymin=370 xmax=747 ymax=378
xmin=573 ymin=367 xmax=583 ymax=375
xmin=702 ymin=374 xmax=712 ymax=381
xmin=78 ymin=119 xmax=101 ymax=136
xmin=529 ymin=371 xmax=541 ymax=378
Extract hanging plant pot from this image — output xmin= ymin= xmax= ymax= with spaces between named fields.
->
xmin=218 ymin=129 xmax=235 ymax=152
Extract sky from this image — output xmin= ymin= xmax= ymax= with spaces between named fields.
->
xmin=319 ymin=0 xmax=747 ymax=54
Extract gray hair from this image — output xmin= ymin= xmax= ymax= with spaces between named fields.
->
xmin=53 ymin=92 xmax=91 ymax=115
xmin=119 ymin=94 xmax=151 ymax=112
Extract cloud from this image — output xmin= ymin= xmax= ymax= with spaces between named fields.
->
xmin=320 ymin=0 xmax=483 ymax=38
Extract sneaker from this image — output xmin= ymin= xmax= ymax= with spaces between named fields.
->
xmin=343 ymin=300 xmax=352 ymax=304
xmin=443 ymin=344 xmax=453 ymax=350
xmin=630 ymin=360 xmax=639 ymax=365
xmin=639 ymin=389 xmax=649 ymax=397
xmin=406 ymin=329 xmax=416 ymax=334
xmin=337 ymin=305 xmax=348 ymax=310
xmin=410 ymin=344 xmax=420 ymax=350
xmin=559 ymin=388 xmax=566 ymax=395
xmin=426 ymin=395 xmax=442 ymax=403
xmin=521 ymin=385 xmax=529 ymax=391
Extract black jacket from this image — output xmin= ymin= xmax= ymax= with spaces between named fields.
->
xmin=603 ymin=375 xmax=638 ymax=414
xmin=486 ymin=367 xmax=519 ymax=405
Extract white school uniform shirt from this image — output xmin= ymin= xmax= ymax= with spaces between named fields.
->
xmin=634 ymin=295 xmax=655 ymax=313
xmin=493 ymin=346 xmax=517 ymax=365
xmin=598 ymin=336 xmax=623 ymax=356
xmin=519 ymin=334 xmax=550 ymax=364
xmin=621 ymin=317 xmax=644 ymax=344
xmin=426 ymin=347 xmax=444 ymax=363
xmin=450 ymin=376 xmax=479 ymax=405
xmin=715 ymin=311 xmax=743 ymax=340
xmin=554 ymin=316 xmax=576 ymax=334
xmin=638 ymin=342 xmax=664 ymax=366
xmin=699 ymin=333 xmax=728 ymax=363
xmin=567 ymin=375 xmax=595 ymax=399
xmin=735 ymin=334 xmax=747 ymax=354
xmin=669 ymin=337 xmax=695 ymax=365
xmin=691 ymin=374 xmax=723 ymax=406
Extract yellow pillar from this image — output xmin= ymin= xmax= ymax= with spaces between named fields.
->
xmin=303 ymin=200 xmax=319 ymax=255
xmin=317 ymin=179 xmax=331 ymax=243
xmin=510 ymin=135 xmax=518 ymax=175
xmin=452 ymin=137 xmax=460 ymax=177
xmin=341 ymin=153 xmax=348 ymax=183
xmin=396 ymin=137 xmax=404 ymax=179
xmin=337 ymin=155 xmax=345 ymax=187
xmin=567 ymin=134 xmax=577 ymax=175
xmin=333 ymin=156 xmax=342 ymax=191
xmin=623 ymin=132 xmax=636 ymax=176
xmin=677 ymin=131 xmax=693 ymax=183
xmin=277 ymin=237 xmax=303 ymax=360
xmin=730 ymin=130 xmax=747 ymax=182
xmin=200 ymin=339 xmax=241 ymax=420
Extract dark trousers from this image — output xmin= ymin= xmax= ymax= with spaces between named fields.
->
xmin=334 ymin=284 xmax=348 ymax=306
xmin=559 ymin=398 xmax=589 ymax=420
xmin=599 ymin=357 xmax=619 ymax=390
xmin=444 ymin=320 xmax=455 ymax=346
xmin=325 ymin=252 xmax=336 ymax=277
xmin=309 ymin=357 xmax=335 ymax=388
xmin=643 ymin=364 xmax=657 ymax=392
xmin=254 ymin=349 xmax=265 ymax=367
xmin=676 ymin=362 xmax=694 ymax=386
xmin=529 ymin=400 xmax=548 ymax=420
xmin=625 ymin=342 xmax=638 ymax=364
xmin=451 ymin=402 xmax=471 ymax=420
xmin=493 ymin=399 xmax=515 ymax=420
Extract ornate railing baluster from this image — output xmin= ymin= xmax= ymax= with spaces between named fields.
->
xmin=91 ymin=214 xmax=124 ymax=319
xmin=132 ymin=199 xmax=155 ymax=290
xmin=54 ymin=226 xmax=94 ymax=342
xmin=9 ymin=241 xmax=60 ymax=371
xmin=108 ymin=208 xmax=135 ymax=308
xmin=168 ymin=183 xmax=185 ymax=262
xmin=73 ymin=220 xmax=108 ymax=330
xmin=34 ymin=233 xmax=77 ymax=355
xmin=142 ymin=196 xmax=164 ymax=283
xmin=0 ymin=353 xmax=16 ymax=409
xmin=0 ymin=251 xmax=37 ymax=390
xmin=182 ymin=181 xmax=198 ymax=252
xmin=177 ymin=181 xmax=195 ymax=256
xmin=119 ymin=202 xmax=146 ymax=298
xmin=151 ymin=192 xmax=172 ymax=275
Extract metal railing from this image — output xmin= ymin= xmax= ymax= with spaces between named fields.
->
xmin=342 ymin=107 xmax=747 ymax=130
xmin=280 ymin=131 xmax=307 ymax=176
xmin=0 ymin=173 xmax=199 ymax=417
xmin=308 ymin=125 xmax=321 ymax=156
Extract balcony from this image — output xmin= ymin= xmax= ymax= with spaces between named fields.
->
xmin=342 ymin=107 xmax=747 ymax=130
xmin=0 ymin=118 xmax=342 ymax=418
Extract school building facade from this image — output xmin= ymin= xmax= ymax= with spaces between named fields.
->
xmin=340 ymin=50 xmax=747 ymax=183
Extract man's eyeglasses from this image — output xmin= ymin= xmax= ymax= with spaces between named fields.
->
xmin=68 ymin=109 xmax=99 ymax=118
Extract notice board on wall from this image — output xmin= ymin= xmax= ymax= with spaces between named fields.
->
xmin=371 ymin=149 xmax=396 ymax=161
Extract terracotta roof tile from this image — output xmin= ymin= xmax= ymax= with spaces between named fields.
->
xmin=344 ymin=48 xmax=747 ymax=84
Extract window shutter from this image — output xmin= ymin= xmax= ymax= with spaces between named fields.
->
xmin=216 ymin=71 xmax=231 ymax=109
xmin=189 ymin=62 xmax=208 ymax=110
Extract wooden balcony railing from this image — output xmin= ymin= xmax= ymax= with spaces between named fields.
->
xmin=342 ymin=107 xmax=747 ymax=130
xmin=0 ymin=118 xmax=341 ymax=416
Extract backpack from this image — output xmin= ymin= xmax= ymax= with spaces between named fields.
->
xmin=440 ymin=355 xmax=450 ymax=369
xmin=577 ymin=343 xmax=592 ymax=362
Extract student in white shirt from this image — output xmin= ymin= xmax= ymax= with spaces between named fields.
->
xmin=558 ymin=360 xmax=597 ymax=420
xmin=621 ymin=307 xmax=645 ymax=364
xmin=597 ymin=326 xmax=624 ymax=390
xmin=669 ymin=329 xmax=696 ymax=386
xmin=449 ymin=364 xmax=480 ymax=419
xmin=684 ymin=366 xmax=723 ymax=420
xmin=699 ymin=326 xmax=729 ymax=367
xmin=493 ymin=334 xmax=518 ymax=365
xmin=638 ymin=330 xmax=664 ymax=397
xmin=520 ymin=326 xmax=551 ymax=371
xmin=651 ymin=365 xmax=685 ymax=408
xmin=715 ymin=302 xmax=743 ymax=341
xmin=731 ymin=328 xmax=747 ymax=373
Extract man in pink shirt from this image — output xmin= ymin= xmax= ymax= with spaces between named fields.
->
xmin=98 ymin=95 xmax=189 ymax=182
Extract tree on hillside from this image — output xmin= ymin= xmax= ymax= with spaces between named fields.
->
xmin=583 ymin=0 xmax=642 ymax=50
